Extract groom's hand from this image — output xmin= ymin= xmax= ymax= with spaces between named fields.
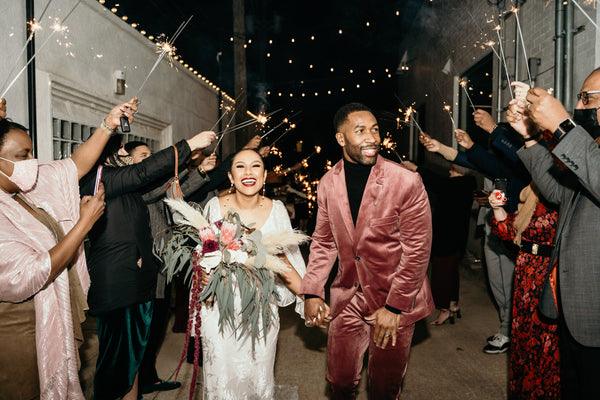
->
xmin=304 ymin=297 xmax=331 ymax=328
xmin=365 ymin=307 xmax=402 ymax=349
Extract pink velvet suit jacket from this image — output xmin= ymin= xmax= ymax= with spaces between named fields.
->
xmin=300 ymin=156 xmax=434 ymax=325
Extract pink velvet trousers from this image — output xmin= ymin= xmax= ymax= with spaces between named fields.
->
xmin=326 ymin=291 xmax=415 ymax=400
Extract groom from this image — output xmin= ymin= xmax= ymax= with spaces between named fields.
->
xmin=301 ymin=103 xmax=434 ymax=399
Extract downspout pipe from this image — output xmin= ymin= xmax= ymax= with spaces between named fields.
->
xmin=564 ymin=1 xmax=574 ymax=112
xmin=554 ymin=0 xmax=565 ymax=104
xmin=26 ymin=0 xmax=37 ymax=156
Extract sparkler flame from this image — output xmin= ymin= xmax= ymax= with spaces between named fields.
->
xmin=381 ymin=137 xmax=397 ymax=150
xmin=51 ymin=19 xmax=67 ymax=33
xmin=257 ymin=114 xmax=268 ymax=125
xmin=28 ymin=20 xmax=42 ymax=32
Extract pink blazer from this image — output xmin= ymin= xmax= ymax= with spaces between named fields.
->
xmin=300 ymin=156 xmax=434 ymax=325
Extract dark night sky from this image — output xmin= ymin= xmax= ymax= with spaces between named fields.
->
xmin=99 ymin=0 xmax=424 ymax=167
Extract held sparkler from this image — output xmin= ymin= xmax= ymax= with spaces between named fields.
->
xmin=1 ymin=0 xmax=83 ymax=99
xmin=0 ymin=0 xmax=53 ymax=95
xmin=133 ymin=16 xmax=193 ymax=98
xmin=495 ymin=24 xmax=514 ymax=100
xmin=511 ymin=6 xmax=532 ymax=85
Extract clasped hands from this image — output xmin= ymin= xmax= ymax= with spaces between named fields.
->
xmin=304 ymin=298 xmax=402 ymax=349
xmin=303 ymin=297 xmax=331 ymax=329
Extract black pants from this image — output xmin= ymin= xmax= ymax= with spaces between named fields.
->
xmin=139 ymin=285 xmax=172 ymax=389
xmin=560 ymin=317 xmax=600 ymax=399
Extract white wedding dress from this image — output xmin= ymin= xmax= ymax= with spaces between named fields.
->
xmin=199 ymin=197 xmax=306 ymax=400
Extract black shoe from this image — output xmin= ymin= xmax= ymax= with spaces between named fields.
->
xmin=483 ymin=334 xmax=510 ymax=354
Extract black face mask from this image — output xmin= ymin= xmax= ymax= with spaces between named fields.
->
xmin=573 ymin=107 xmax=600 ymax=139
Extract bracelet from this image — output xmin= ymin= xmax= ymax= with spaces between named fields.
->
xmin=523 ymin=131 xmax=542 ymax=142
xmin=199 ymin=166 xmax=206 ymax=176
xmin=100 ymin=119 xmax=116 ymax=136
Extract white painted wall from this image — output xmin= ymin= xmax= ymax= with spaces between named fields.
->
xmin=1 ymin=0 xmax=228 ymax=162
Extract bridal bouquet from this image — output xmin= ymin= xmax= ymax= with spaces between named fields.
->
xmin=154 ymin=198 xmax=309 ymax=346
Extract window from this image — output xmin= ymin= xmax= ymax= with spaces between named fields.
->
xmin=52 ymin=118 xmax=158 ymax=160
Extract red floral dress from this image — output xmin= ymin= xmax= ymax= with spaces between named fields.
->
xmin=491 ymin=202 xmax=560 ymax=400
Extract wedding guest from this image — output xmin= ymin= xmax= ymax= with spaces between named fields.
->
xmin=79 ymin=129 xmax=216 ymax=400
xmin=0 ymin=98 xmax=135 ymax=399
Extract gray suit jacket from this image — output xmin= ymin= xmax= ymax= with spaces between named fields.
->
xmin=143 ymin=168 xmax=210 ymax=298
xmin=518 ymin=126 xmax=600 ymax=347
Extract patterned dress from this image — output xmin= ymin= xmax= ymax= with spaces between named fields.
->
xmin=491 ymin=201 xmax=560 ymax=399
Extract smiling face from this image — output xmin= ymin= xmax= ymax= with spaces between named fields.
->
xmin=335 ymin=110 xmax=380 ymax=165
xmin=228 ymin=149 xmax=266 ymax=196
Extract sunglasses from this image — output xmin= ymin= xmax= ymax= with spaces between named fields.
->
xmin=577 ymin=90 xmax=600 ymax=106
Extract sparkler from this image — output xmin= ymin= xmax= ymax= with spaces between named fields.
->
xmin=209 ymin=89 xmax=245 ymax=131
xmin=459 ymin=79 xmax=477 ymax=113
xmin=0 ymin=0 xmax=53 ymax=95
xmin=212 ymin=106 xmax=240 ymax=151
xmin=269 ymin=124 xmax=297 ymax=148
xmin=134 ymin=16 xmax=193 ymax=97
xmin=302 ymin=146 xmax=322 ymax=167
xmin=511 ymin=6 xmax=533 ymax=84
xmin=1 ymin=0 xmax=82 ymax=98
xmin=214 ymin=108 xmax=279 ymax=138
xmin=572 ymin=0 xmax=599 ymax=31
xmin=443 ymin=104 xmax=457 ymax=131
xmin=494 ymin=24 xmax=514 ymax=100
xmin=404 ymin=106 xmax=424 ymax=135
xmin=261 ymin=119 xmax=288 ymax=139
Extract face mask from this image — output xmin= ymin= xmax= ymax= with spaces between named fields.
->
xmin=0 ymin=156 xmax=39 ymax=192
xmin=573 ymin=107 xmax=600 ymax=139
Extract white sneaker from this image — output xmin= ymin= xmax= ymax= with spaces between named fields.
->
xmin=483 ymin=333 xmax=509 ymax=354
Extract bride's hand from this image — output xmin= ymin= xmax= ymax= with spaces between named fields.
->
xmin=304 ymin=298 xmax=331 ymax=328
xmin=200 ymin=268 xmax=211 ymax=286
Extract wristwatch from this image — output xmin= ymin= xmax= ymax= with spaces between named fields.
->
xmin=554 ymin=118 xmax=577 ymax=140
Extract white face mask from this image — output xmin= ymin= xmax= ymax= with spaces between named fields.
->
xmin=0 ymin=156 xmax=39 ymax=192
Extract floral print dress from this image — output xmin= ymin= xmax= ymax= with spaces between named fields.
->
xmin=491 ymin=201 xmax=560 ymax=400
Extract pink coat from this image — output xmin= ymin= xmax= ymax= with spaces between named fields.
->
xmin=0 ymin=158 xmax=88 ymax=399
xmin=301 ymin=156 xmax=434 ymax=324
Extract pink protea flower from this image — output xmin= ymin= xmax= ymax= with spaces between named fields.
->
xmin=199 ymin=226 xmax=217 ymax=242
xmin=225 ymin=239 xmax=242 ymax=251
xmin=219 ymin=221 xmax=238 ymax=246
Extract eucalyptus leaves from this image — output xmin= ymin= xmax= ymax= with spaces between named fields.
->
xmin=153 ymin=198 xmax=309 ymax=346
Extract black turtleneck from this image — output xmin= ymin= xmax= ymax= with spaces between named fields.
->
xmin=343 ymin=158 xmax=373 ymax=225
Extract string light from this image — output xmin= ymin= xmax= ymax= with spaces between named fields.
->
xmin=97 ymin=1 xmax=233 ymax=102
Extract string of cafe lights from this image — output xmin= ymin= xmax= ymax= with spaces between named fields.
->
xmin=96 ymin=0 xmax=234 ymax=103
xmin=97 ymin=0 xmax=408 ymax=103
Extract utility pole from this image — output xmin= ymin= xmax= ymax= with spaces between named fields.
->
xmin=232 ymin=0 xmax=248 ymax=151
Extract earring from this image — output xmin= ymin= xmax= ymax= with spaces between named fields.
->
xmin=260 ymin=183 xmax=265 ymax=207
xmin=225 ymin=182 xmax=234 ymax=205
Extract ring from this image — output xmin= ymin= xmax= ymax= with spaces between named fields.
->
xmin=384 ymin=334 xmax=391 ymax=337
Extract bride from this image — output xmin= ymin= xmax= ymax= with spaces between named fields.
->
xmin=199 ymin=148 xmax=305 ymax=399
